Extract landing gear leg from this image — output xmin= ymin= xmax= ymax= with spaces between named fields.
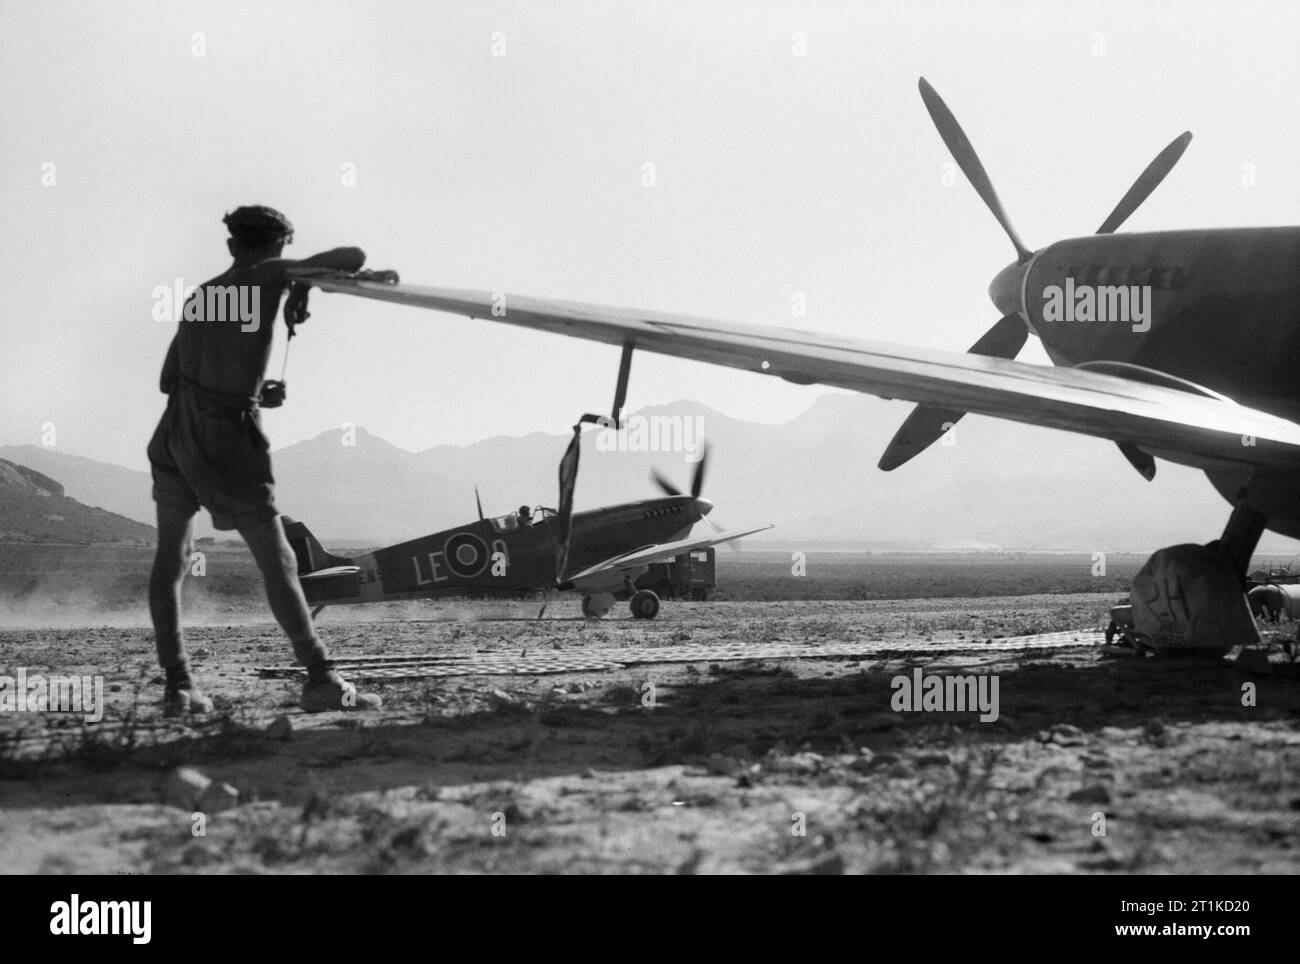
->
xmin=1210 ymin=498 xmax=1268 ymax=584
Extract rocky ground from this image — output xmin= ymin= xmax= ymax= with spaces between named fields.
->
xmin=0 ymin=594 xmax=1296 ymax=874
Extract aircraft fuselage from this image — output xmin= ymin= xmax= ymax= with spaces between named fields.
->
xmin=992 ymin=226 xmax=1300 ymax=536
xmin=306 ymin=495 xmax=703 ymax=604
xmin=1017 ymin=227 xmax=1300 ymax=422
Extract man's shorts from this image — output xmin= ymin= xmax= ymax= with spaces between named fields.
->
xmin=147 ymin=382 xmax=277 ymax=531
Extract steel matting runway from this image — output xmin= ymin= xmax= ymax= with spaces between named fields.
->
xmin=256 ymin=631 xmax=1107 ymax=681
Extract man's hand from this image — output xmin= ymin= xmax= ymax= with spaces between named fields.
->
xmin=353 ymin=268 xmax=400 ymax=284
xmin=284 ymin=283 xmax=312 ymax=327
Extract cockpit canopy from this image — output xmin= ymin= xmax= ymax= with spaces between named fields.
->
xmin=489 ymin=513 xmax=520 ymax=533
xmin=488 ymin=506 xmax=557 ymax=533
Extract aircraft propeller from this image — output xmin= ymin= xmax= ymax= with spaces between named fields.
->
xmin=1095 ymin=131 xmax=1193 ymax=235
xmin=650 ymin=443 xmax=749 ymax=548
xmin=651 ymin=442 xmax=709 ymax=502
xmin=917 ymin=77 xmax=1032 ymax=264
xmin=879 ymin=78 xmax=1192 ymax=472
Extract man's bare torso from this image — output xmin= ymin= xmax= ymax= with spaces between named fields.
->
xmin=167 ymin=261 xmax=288 ymax=400
xmin=159 ymin=245 xmax=364 ymax=401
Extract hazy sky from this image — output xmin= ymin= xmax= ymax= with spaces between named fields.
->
xmin=2 ymin=0 xmax=1297 ymax=469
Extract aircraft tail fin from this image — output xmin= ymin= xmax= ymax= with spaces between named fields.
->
xmin=282 ymin=516 xmax=351 ymax=574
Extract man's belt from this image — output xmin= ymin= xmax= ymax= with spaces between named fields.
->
xmin=177 ymin=375 xmax=260 ymax=413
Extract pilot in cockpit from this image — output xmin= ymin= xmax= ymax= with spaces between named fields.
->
xmin=518 ymin=505 xmax=533 ymax=526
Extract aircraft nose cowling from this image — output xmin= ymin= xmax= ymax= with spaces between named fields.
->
xmin=694 ymin=498 xmax=714 ymax=517
xmin=988 ymin=260 xmax=1027 ymax=319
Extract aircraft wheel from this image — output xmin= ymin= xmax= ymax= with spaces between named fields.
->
xmin=630 ymin=589 xmax=660 ymax=620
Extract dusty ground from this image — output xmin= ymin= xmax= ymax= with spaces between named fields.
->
xmin=1 ymin=593 xmax=1297 ymax=874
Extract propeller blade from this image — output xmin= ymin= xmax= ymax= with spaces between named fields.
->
xmin=966 ymin=311 xmax=1029 ymax=357
xmin=1096 ymin=132 xmax=1192 ymax=235
xmin=1116 ymin=441 xmax=1157 ymax=481
xmin=919 ymin=77 xmax=1032 ymax=263
xmin=691 ymin=444 xmax=710 ymax=499
xmin=878 ymin=313 xmax=1028 ymax=470
xmin=651 ymin=469 xmax=682 ymax=497
xmin=703 ymin=514 xmax=744 ymax=552
xmin=878 ymin=403 xmax=967 ymax=472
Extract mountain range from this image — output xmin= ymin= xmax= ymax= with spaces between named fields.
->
xmin=0 ymin=394 xmax=1285 ymax=552
xmin=0 ymin=458 xmax=153 ymax=545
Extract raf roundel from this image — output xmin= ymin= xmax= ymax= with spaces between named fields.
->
xmin=444 ymin=532 xmax=490 ymax=579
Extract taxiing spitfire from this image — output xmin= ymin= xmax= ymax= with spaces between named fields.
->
xmin=284 ymin=452 xmax=771 ymax=620
xmin=288 ymin=78 xmax=1300 ymax=654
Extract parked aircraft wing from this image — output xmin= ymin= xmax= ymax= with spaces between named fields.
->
xmin=564 ymin=524 xmax=774 ymax=590
xmin=300 ymin=276 xmax=1300 ymax=473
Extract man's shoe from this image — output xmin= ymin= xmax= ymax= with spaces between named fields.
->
xmin=301 ymin=674 xmax=381 ymax=713
xmin=162 ymin=686 xmax=214 ymax=718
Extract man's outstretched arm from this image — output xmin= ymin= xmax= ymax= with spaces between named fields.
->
xmin=269 ymin=247 xmax=366 ymax=274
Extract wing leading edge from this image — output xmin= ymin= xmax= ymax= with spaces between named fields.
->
xmin=300 ymin=276 xmax=1300 ymax=472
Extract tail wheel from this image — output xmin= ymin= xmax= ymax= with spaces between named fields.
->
xmin=630 ymin=589 xmax=660 ymax=620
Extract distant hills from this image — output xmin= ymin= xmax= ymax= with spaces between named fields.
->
xmin=2 ymin=394 xmax=1294 ymax=553
xmin=0 ymin=458 xmax=154 ymax=545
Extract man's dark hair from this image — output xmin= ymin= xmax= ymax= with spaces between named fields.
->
xmin=223 ymin=205 xmax=295 ymax=247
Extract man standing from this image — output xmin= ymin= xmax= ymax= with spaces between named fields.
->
xmin=147 ymin=205 xmax=380 ymax=716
